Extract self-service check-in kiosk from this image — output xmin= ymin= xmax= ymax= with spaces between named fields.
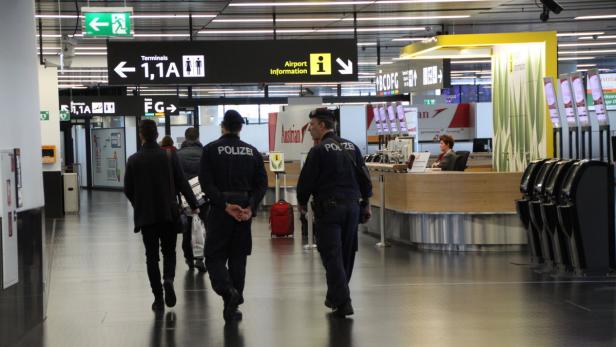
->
xmin=528 ymin=159 xmax=560 ymax=268
xmin=539 ymin=160 xmax=577 ymax=273
xmin=557 ymin=160 xmax=615 ymax=275
xmin=516 ymin=159 xmax=548 ymax=264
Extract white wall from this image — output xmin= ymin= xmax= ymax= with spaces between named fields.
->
xmin=340 ymin=105 xmax=368 ymax=155
xmin=475 ymin=102 xmax=493 ymax=138
xmin=0 ymin=0 xmax=44 ymax=210
xmin=38 ymin=66 xmax=62 ymax=172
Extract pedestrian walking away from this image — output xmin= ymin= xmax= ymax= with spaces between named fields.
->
xmin=199 ymin=109 xmax=268 ymax=323
xmin=124 ymin=119 xmax=200 ymax=312
xmin=177 ymin=127 xmax=207 ymax=272
xmin=296 ymin=108 xmax=373 ymax=318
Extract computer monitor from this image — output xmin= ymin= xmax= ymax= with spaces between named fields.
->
xmin=473 ymin=138 xmax=492 ymax=152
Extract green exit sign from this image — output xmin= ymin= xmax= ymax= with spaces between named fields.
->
xmin=83 ymin=7 xmax=132 ymax=37
xmin=424 ymin=99 xmax=436 ymax=105
xmin=60 ymin=110 xmax=71 ymax=121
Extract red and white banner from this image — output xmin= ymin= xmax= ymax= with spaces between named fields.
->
xmin=271 ymin=105 xmax=316 ymax=160
xmin=417 ymin=104 xmax=471 ymax=142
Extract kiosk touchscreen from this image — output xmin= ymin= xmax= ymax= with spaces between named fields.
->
xmin=378 ymin=107 xmax=390 ymax=134
xmin=516 ymin=159 xmax=549 ymax=263
xmin=374 ymin=109 xmax=383 ymax=134
xmin=396 ymin=104 xmax=408 ymax=133
xmin=529 ymin=159 xmax=560 ymax=267
xmin=387 ymin=105 xmax=399 ymax=134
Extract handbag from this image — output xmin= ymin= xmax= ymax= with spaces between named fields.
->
xmin=166 ymin=150 xmax=185 ymax=234
xmin=329 ymin=137 xmax=372 ymax=224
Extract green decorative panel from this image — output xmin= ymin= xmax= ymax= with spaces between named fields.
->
xmin=492 ymin=44 xmax=547 ymax=172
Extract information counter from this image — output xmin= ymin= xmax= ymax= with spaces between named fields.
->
xmin=364 ymin=167 xmax=525 ymax=251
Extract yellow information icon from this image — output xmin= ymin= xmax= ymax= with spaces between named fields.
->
xmin=310 ymin=53 xmax=332 ymax=75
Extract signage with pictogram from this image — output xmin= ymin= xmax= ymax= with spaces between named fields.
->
xmin=269 ymin=152 xmax=285 ymax=173
xmin=107 ymin=39 xmax=358 ymax=85
xmin=83 ymin=7 xmax=133 ymax=37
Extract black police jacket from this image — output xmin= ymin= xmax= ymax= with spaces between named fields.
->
xmin=199 ymin=133 xmax=268 ymax=214
xmin=297 ymin=131 xmax=373 ymax=206
xmin=124 ymin=142 xmax=198 ymax=232
xmin=177 ymin=140 xmax=203 ymax=179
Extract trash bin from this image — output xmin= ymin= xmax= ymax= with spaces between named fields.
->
xmin=63 ymin=172 xmax=79 ymax=213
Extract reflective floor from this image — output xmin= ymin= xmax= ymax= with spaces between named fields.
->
xmin=14 ymin=191 xmax=616 ymax=346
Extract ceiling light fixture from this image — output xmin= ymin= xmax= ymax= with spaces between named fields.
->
xmin=229 ymin=0 xmax=490 ymax=6
xmin=450 ymin=59 xmax=491 ymax=64
xmin=576 ymin=64 xmax=597 ymax=67
xmin=199 ymin=26 xmax=425 ymax=34
xmin=575 ymin=14 xmax=616 ymax=20
xmin=558 ymin=42 xmax=616 ymax=47
xmin=392 ymin=37 xmax=432 ymax=42
xmin=350 ymin=15 xmax=470 ymax=21
xmin=557 ymin=32 xmax=604 ymax=37
xmin=558 ymin=56 xmax=596 ymax=61
xmin=559 ymin=49 xmax=616 ymax=54
xmin=357 ymin=42 xmax=377 ymax=46
xmin=579 ymin=35 xmax=616 ymax=40
xmin=133 ymin=33 xmax=191 ymax=37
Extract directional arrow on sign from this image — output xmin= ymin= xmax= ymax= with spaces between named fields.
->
xmin=89 ymin=17 xmax=110 ymax=32
xmin=166 ymin=104 xmax=177 ymax=113
xmin=114 ymin=61 xmax=136 ymax=78
xmin=336 ymin=58 xmax=353 ymax=75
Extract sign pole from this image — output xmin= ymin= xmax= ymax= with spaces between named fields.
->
xmin=376 ymin=173 xmax=390 ymax=248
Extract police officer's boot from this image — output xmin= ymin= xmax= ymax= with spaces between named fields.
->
xmin=333 ymin=300 xmax=354 ymax=318
xmin=223 ymin=288 xmax=242 ymax=322
xmin=152 ymin=294 xmax=164 ymax=312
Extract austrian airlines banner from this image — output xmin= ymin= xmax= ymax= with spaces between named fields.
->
xmin=417 ymin=104 xmax=471 ymax=142
xmin=273 ymin=105 xmax=316 ymax=160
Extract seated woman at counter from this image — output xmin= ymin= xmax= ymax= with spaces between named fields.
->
xmin=432 ymin=134 xmax=456 ymax=171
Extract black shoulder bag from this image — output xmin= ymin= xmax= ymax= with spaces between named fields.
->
xmin=166 ymin=150 xmax=185 ymax=234
xmin=330 ymin=138 xmax=372 ymax=224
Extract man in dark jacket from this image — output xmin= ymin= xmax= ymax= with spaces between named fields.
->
xmin=177 ymin=127 xmax=207 ymax=272
xmin=124 ymin=119 xmax=199 ymax=312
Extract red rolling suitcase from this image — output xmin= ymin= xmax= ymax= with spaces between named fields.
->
xmin=270 ymin=200 xmax=294 ymax=237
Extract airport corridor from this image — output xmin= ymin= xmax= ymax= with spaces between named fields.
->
xmin=13 ymin=191 xmax=616 ymax=347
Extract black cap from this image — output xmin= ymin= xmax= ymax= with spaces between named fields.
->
xmin=309 ymin=108 xmax=335 ymax=122
xmin=222 ymin=109 xmax=245 ymax=128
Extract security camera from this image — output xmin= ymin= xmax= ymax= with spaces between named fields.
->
xmin=593 ymin=35 xmax=599 ymax=40
xmin=539 ymin=0 xmax=563 ymax=22
xmin=541 ymin=0 xmax=563 ymax=14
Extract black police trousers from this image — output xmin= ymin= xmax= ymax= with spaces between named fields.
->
xmin=141 ymin=222 xmax=176 ymax=297
xmin=205 ymin=206 xmax=252 ymax=301
xmin=315 ymin=201 xmax=360 ymax=307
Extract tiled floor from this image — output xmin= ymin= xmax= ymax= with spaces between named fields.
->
xmin=14 ymin=191 xmax=616 ymax=346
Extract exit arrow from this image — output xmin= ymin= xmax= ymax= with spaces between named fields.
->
xmin=166 ymin=104 xmax=177 ymax=113
xmin=114 ymin=61 xmax=135 ymax=78
xmin=89 ymin=17 xmax=110 ymax=32
xmin=336 ymin=58 xmax=353 ymax=75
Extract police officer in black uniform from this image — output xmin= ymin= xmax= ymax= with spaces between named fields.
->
xmin=297 ymin=108 xmax=373 ymax=318
xmin=199 ymin=110 xmax=268 ymax=322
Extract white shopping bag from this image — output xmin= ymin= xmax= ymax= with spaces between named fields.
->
xmin=191 ymin=215 xmax=206 ymax=258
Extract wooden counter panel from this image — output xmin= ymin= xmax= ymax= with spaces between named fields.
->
xmin=265 ymin=161 xmax=301 ymax=188
xmin=374 ymin=171 xmax=522 ymax=213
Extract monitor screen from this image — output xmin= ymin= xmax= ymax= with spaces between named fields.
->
xmin=387 ymin=105 xmax=398 ymax=133
xmin=379 ymin=107 xmax=389 ymax=133
xmin=396 ymin=104 xmax=408 ymax=133
xmin=472 ymin=138 xmax=492 ymax=152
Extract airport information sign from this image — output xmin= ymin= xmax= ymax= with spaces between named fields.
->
xmin=83 ymin=7 xmax=132 ymax=37
xmin=107 ymin=39 xmax=358 ymax=85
